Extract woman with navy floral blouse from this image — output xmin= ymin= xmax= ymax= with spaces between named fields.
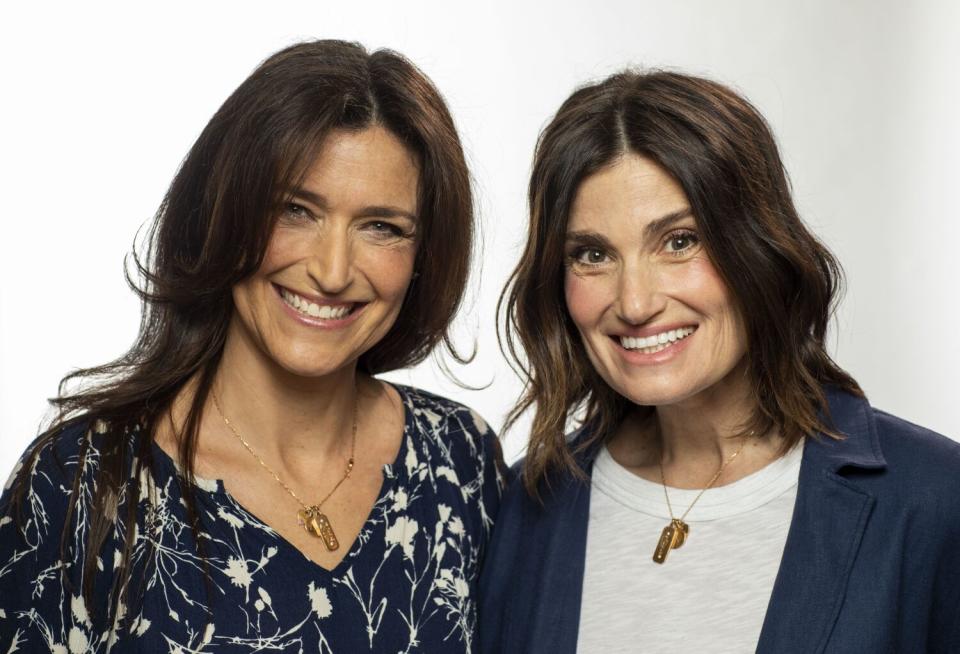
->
xmin=0 ymin=40 xmax=503 ymax=652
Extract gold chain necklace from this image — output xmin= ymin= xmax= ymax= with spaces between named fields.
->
xmin=652 ymin=437 xmax=748 ymax=564
xmin=211 ymin=392 xmax=357 ymax=552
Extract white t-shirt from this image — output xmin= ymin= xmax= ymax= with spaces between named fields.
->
xmin=576 ymin=442 xmax=803 ymax=654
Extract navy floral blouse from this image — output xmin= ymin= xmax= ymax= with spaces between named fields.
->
xmin=0 ymin=385 xmax=504 ymax=653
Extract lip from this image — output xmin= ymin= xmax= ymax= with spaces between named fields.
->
xmin=614 ymin=322 xmax=698 ymax=339
xmin=611 ymin=324 xmax=697 ymax=365
xmin=273 ymin=283 xmax=367 ymax=329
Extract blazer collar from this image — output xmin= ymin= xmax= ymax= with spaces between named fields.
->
xmin=802 ymin=386 xmax=887 ymax=473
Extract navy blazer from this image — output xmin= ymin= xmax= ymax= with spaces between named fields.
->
xmin=479 ymin=390 xmax=960 ymax=653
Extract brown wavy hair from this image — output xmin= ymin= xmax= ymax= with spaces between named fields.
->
xmin=500 ymin=70 xmax=862 ymax=498
xmin=6 ymin=40 xmax=473 ymax=628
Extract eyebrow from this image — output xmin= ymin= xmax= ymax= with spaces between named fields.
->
xmin=565 ymin=208 xmax=694 ymax=244
xmin=641 ymin=208 xmax=695 ymax=240
xmin=564 ymin=230 xmax=613 ymax=249
xmin=290 ymin=189 xmax=418 ymax=222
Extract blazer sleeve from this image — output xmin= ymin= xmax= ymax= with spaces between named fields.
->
xmin=478 ymin=459 xmax=525 ymax=653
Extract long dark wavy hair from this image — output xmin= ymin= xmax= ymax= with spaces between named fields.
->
xmin=6 ymin=39 xmax=473 ymax=628
xmin=500 ymin=70 xmax=862 ymax=498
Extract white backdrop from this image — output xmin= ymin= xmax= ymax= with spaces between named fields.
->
xmin=2 ymin=0 xmax=958 ymax=477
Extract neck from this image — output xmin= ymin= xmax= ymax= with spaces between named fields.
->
xmin=608 ymin=362 xmax=784 ymax=488
xmin=654 ymin=381 xmax=755 ymax=466
xmin=211 ymin=320 xmax=362 ymax=464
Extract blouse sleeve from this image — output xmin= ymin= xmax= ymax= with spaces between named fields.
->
xmin=454 ymin=405 xmax=506 ymax=551
xmin=0 ymin=456 xmax=36 ymax=650
xmin=0 ymin=426 xmax=103 ymax=653
xmin=1 ymin=441 xmax=61 ymax=649
xmin=477 ymin=416 xmax=507 ymax=549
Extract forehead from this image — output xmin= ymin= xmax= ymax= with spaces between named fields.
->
xmin=298 ymin=126 xmax=420 ymax=211
xmin=567 ymin=154 xmax=689 ymax=232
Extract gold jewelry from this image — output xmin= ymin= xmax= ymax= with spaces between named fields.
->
xmin=211 ymin=391 xmax=357 ymax=552
xmin=652 ymin=436 xmax=748 ymax=564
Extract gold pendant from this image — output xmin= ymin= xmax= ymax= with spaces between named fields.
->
xmin=652 ymin=519 xmax=690 ymax=564
xmin=670 ymin=519 xmax=689 ymax=548
xmin=298 ymin=506 xmax=340 ymax=551
xmin=653 ymin=523 xmax=675 ymax=563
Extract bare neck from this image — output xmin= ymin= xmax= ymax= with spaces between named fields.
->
xmin=654 ymin=384 xmax=755 ymax=465
xmin=203 ymin=321 xmax=365 ymax=465
xmin=607 ymin=371 xmax=783 ymax=488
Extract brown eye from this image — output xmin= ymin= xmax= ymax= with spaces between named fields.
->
xmin=283 ymin=202 xmax=312 ymax=221
xmin=572 ymin=247 xmax=608 ymax=266
xmin=366 ymin=221 xmax=404 ymax=237
xmin=664 ymin=230 xmax=699 ymax=255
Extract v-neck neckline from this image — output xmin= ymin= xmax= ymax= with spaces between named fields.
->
xmin=148 ymin=383 xmax=414 ymax=577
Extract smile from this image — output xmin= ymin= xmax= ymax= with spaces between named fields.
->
xmin=278 ymin=287 xmax=356 ymax=320
xmin=619 ymin=326 xmax=696 ymax=354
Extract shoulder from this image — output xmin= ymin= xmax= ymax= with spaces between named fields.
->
xmin=499 ymin=422 xmax=597 ymax=508
xmin=494 ymin=423 xmax=598 ymax=529
xmin=391 ymin=384 xmax=506 ymax=539
xmin=831 ymin=402 xmax=960 ymax=555
xmin=863 ymin=407 xmax=960 ymax=623
xmin=870 ymin=407 xmax=960 ymax=495
xmin=395 ymin=384 xmax=495 ymax=439
xmin=3 ymin=419 xmax=96 ymax=508
xmin=0 ymin=419 xmax=110 ymax=602
xmin=1 ymin=418 xmax=138 ymax=536
xmin=479 ymin=431 xmax=593 ymax=645
xmin=872 ymin=407 xmax=960 ymax=459
xmin=393 ymin=384 xmax=500 ymax=463
xmin=822 ymin=389 xmax=960 ymax=494
xmin=393 ymin=383 xmax=505 ymax=484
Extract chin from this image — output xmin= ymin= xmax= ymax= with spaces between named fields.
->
xmin=266 ymin=343 xmax=357 ymax=379
xmin=617 ymin=387 xmax=690 ymax=409
xmin=606 ymin=370 xmax=705 ymax=409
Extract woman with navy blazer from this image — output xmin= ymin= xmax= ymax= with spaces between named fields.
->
xmin=481 ymin=70 xmax=960 ymax=653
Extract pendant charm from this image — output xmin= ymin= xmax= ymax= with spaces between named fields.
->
xmin=298 ymin=506 xmax=340 ymax=551
xmin=653 ymin=519 xmax=690 ymax=564
xmin=670 ymin=519 xmax=689 ymax=548
xmin=653 ymin=523 xmax=676 ymax=563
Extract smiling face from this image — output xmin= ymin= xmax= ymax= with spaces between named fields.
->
xmin=564 ymin=153 xmax=748 ymax=408
xmin=228 ymin=126 xmax=420 ymax=379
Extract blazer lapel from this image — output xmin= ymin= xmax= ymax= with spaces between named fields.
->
xmin=757 ymin=390 xmax=886 ymax=653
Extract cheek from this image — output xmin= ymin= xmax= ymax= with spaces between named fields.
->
xmin=669 ymin=255 xmax=730 ymax=312
xmin=260 ymin=225 xmax=309 ymax=269
xmin=360 ymin=242 xmax=417 ymax=301
xmin=564 ymin=271 xmax=608 ymax=331
xmin=231 ymin=272 xmax=269 ymax=319
xmin=681 ymin=256 xmax=746 ymax=349
xmin=232 ymin=233 xmax=295 ymax=311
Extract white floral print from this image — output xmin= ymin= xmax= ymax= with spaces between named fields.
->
xmin=0 ymin=386 xmax=504 ymax=653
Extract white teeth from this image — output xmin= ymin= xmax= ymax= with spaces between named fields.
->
xmin=280 ymin=289 xmax=351 ymax=320
xmin=619 ymin=327 xmax=695 ymax=353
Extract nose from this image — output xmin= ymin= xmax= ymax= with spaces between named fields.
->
xmin=615 ymin=257 xmax=666 ymax=325
xmin=305 ymin=227 xmax=354 ymax=295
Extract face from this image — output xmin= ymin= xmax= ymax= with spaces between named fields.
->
xmin=230 ymin=126 xmax=420 ymax=378
xmin=564 ymin=154 xmax=747 ymax=408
